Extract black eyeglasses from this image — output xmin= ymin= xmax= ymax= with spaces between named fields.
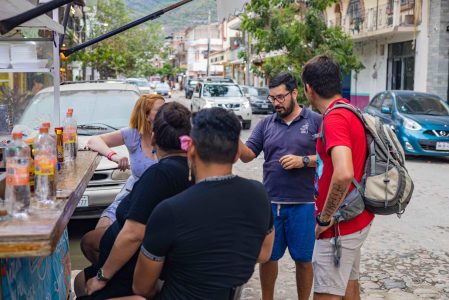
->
xmin=267 ymin=91 xmax=292 ymax=103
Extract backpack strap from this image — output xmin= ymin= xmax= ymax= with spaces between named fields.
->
xmin=318 ymin=101 xmax=367 ymax=195
xmin=316 ymin=101 xmax=364 ymax=149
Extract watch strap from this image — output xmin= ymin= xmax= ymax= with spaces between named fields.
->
xmin=316 ymin=213 xmax=331 ymax=226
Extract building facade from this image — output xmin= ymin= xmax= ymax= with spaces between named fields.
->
xmin=184 ymin=24 xmax=224 ymax=77
xmin=325 ymin=0 xmax=448 ymax=108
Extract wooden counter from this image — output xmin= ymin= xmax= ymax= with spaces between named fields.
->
xmin=0 ymin=151 xmax=100 ymax=258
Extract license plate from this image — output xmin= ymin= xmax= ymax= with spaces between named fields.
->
xmin=262 ymin=104 xmax=268 ymax=109
xmin=77 ymin=195 xmax=89 ymax=207
xmin=436 ymin=142 xmax=449 ymax=151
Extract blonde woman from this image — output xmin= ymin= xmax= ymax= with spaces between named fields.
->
xmin=82 ymin=94 xmax=165 ymax=264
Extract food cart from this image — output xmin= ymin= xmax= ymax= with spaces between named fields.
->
xmin=0 ymin=1 xmax=100 ymax=298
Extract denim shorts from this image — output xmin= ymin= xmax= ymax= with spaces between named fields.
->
xmin=100 ymin=187 xmax=130 ymax=222
xmin=270 ymin=203 xmax=315 ymax=262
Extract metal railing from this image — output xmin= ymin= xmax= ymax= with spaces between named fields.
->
xmin=327 ymin=2 xmax=416 ymax=36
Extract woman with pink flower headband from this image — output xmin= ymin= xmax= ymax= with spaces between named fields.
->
xmin=75 ymin=102 xmax=194 ymax=299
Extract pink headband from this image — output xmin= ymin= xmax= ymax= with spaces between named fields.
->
xmin=179 ymin=135 xmax=192 ymax=152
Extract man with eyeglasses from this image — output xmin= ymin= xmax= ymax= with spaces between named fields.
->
xmin=239 ymin=72 xmax=322 ymax=300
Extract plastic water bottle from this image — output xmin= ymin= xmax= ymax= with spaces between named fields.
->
xmin=5 ymin=132 xmax=31 ymax=218
xmin=63 ymin=108 xmax=77 ymax=162
xmin=34 ymin=126 xmax=57 ymax=207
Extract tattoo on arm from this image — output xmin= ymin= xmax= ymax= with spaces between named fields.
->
xmin=322 ymin=183 xmax=347 ymax=220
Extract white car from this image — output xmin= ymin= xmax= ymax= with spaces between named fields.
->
xmin=19 ymin=82 xmax=140 ymax=219
xmin=190 ymin=82 xmax=252 ymax=129
xmin=125 ymin=78 xmax=152 ymax=95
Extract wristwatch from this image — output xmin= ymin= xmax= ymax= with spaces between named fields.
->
xmin=316 ymin=213 xmax=331 ymax=227
xmin=303 ymin=156 xmax=310 ymax=168
xmin=96 ymin=268 xmax=110 ymax=282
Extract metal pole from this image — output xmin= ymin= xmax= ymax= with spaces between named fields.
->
xmin=61 ymin=0 xmax=193 ymax=57
xmin=53 ymin=8 xmax=61 ymax=127
xmin=0 ymin=0 xmax=74 ymax=34
xmin=245 ymin=31 xmax=250 ymax=85
xmin=206 ymin=10 xmax=211 ymax=77
xmin=59 ymin=3 xmax=72 ymax=48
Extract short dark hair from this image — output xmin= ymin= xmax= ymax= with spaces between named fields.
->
xmin=153 ymin=102 xmax=191 ymax=151
xmin=301 ymin=55 xmax=342 ymax=99
xmin=191 ymin=107 xmax=241 ymax=164
xmin=268 ymin=73 xmax=298 ymax=92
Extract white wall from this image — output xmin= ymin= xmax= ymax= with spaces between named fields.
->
xmin=413 ymin=0 xmax=429 ymax=92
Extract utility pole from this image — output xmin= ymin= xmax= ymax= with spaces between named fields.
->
xmin=206 ymin=9 xmax=211 ymax=77
xmin=245 ymin=31 xmax=250 ymax=85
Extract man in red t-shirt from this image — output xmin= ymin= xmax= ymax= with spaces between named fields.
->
xmin=302 ymin=55 xmax=374 ymax=299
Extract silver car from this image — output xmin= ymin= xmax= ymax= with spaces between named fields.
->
xmin=19 ymin=82 xmax=140 ymax=219
xmin=125 ymin=78 xmax=152 ymax=95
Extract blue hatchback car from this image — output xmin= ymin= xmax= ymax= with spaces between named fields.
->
xmin=365 ymin=91 xmax=449 ymax=157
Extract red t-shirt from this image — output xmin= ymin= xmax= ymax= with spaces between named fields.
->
xmin=315 ymin=99 xmax=374 ymax=239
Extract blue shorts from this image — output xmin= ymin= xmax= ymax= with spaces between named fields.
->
xmin=270 ymin=203 xmax=315 ymax=262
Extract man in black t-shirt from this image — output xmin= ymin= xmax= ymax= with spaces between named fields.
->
xmin=133 ymin=108 xmax=275 ymax=299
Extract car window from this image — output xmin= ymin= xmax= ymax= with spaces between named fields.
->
xmin=257 ymin=88 xmax=269 ymax=97
xmin=20 ymin=90 xmax=140 ymax=133
xmin=382 ymin=94 xmax=394 ymax=110
xmin=202 ymin=84 xmax=243 ymax=97
xmin=188 ymin=80 xmax=198 ymax=87
xmin=247 ymin=87 xmax=259 ymax=96
xmin=396 ymin=94 xmax=449 ymax=116
xmin=370 ymin=94 xmax=384 ymax=109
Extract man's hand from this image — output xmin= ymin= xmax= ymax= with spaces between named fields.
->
xmin=279 ymin=155 xmax=304 ymax=170
xmin=315 ymin=218 xmax=335 ymax=239
xmin=86 ymin=277 xmax=107 ymax=295
xmin=111 ymin=154 xmax=130 ymax=171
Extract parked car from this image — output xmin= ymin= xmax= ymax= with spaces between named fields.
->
xmin=154 ymin=82 xmax=172 ymax=98
xmin=125 ymin=78 xmax=152 ymax=95
xmin=184 ymin=78 xmax=198 ymax=99
xmin=198 ymin=77 xmax=235 ymax=83
xmin=150 ymin=80 xmax=161 ymax=89
xmin=364 ymin=91 xmax=449 ymax=157
xmin=240 ymin=85 xmax=274 ymax=114
xmin=190 ymin=82 xmax=252 ymax=129
xmin=19 ymin=82 xmax=141 ymax=218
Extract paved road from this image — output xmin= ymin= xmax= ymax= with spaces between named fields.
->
xmin=69 ymin=92 xmax=449 ymax=299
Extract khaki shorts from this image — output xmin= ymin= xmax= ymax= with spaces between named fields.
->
xmin=312 ymin=223 xmax=371 ymax=296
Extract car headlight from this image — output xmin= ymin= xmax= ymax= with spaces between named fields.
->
xmin=403 ymin=117 xmax=422 ymax=131
xmin=111 ymin=169 xmax=132 ymax=181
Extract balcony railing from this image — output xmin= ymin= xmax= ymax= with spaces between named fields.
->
xmin=327 ymin=2 xmax=418 ymax=37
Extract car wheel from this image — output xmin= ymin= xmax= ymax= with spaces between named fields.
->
xmin=242 ymin=121 xmax=251 ymax=130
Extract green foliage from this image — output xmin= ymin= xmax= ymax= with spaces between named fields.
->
xmin=242 ymin=0 xmax=364 ymax=102
xmin=125 ymin=0 xmax=217 ymax=33
xmin=69 ymin=0 xmax=165 ymax=79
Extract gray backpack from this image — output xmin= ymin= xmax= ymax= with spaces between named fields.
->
xmin=319 ymin=101 xmax=414 ymax=221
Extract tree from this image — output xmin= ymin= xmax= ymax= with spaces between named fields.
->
xmin=242 ymin=0 xmax=363 ymax=102
xmin=69 ymin=0 xmax=164 ymax=79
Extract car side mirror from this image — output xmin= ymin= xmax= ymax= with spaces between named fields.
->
xmin=381 ymin=106 xmax=392 ymax=114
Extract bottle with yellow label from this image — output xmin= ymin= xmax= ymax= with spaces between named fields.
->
xmin=6 ymin=132 xmax=31 ymax=218
xmin=29 ymin=144 xmax=35 ymax=193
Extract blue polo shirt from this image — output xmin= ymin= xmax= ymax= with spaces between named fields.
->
xmin=246 ymin=107 xmax=322 ymax=204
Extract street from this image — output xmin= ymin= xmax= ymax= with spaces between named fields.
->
xmin=69 ymin=92 xmax=449 ymax=299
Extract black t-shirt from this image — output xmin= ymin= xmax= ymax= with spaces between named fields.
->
xmin=141 ymin=176 xmax=273 ymax=300
xmin=97 ymin=156 xmax=193 ymax=283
